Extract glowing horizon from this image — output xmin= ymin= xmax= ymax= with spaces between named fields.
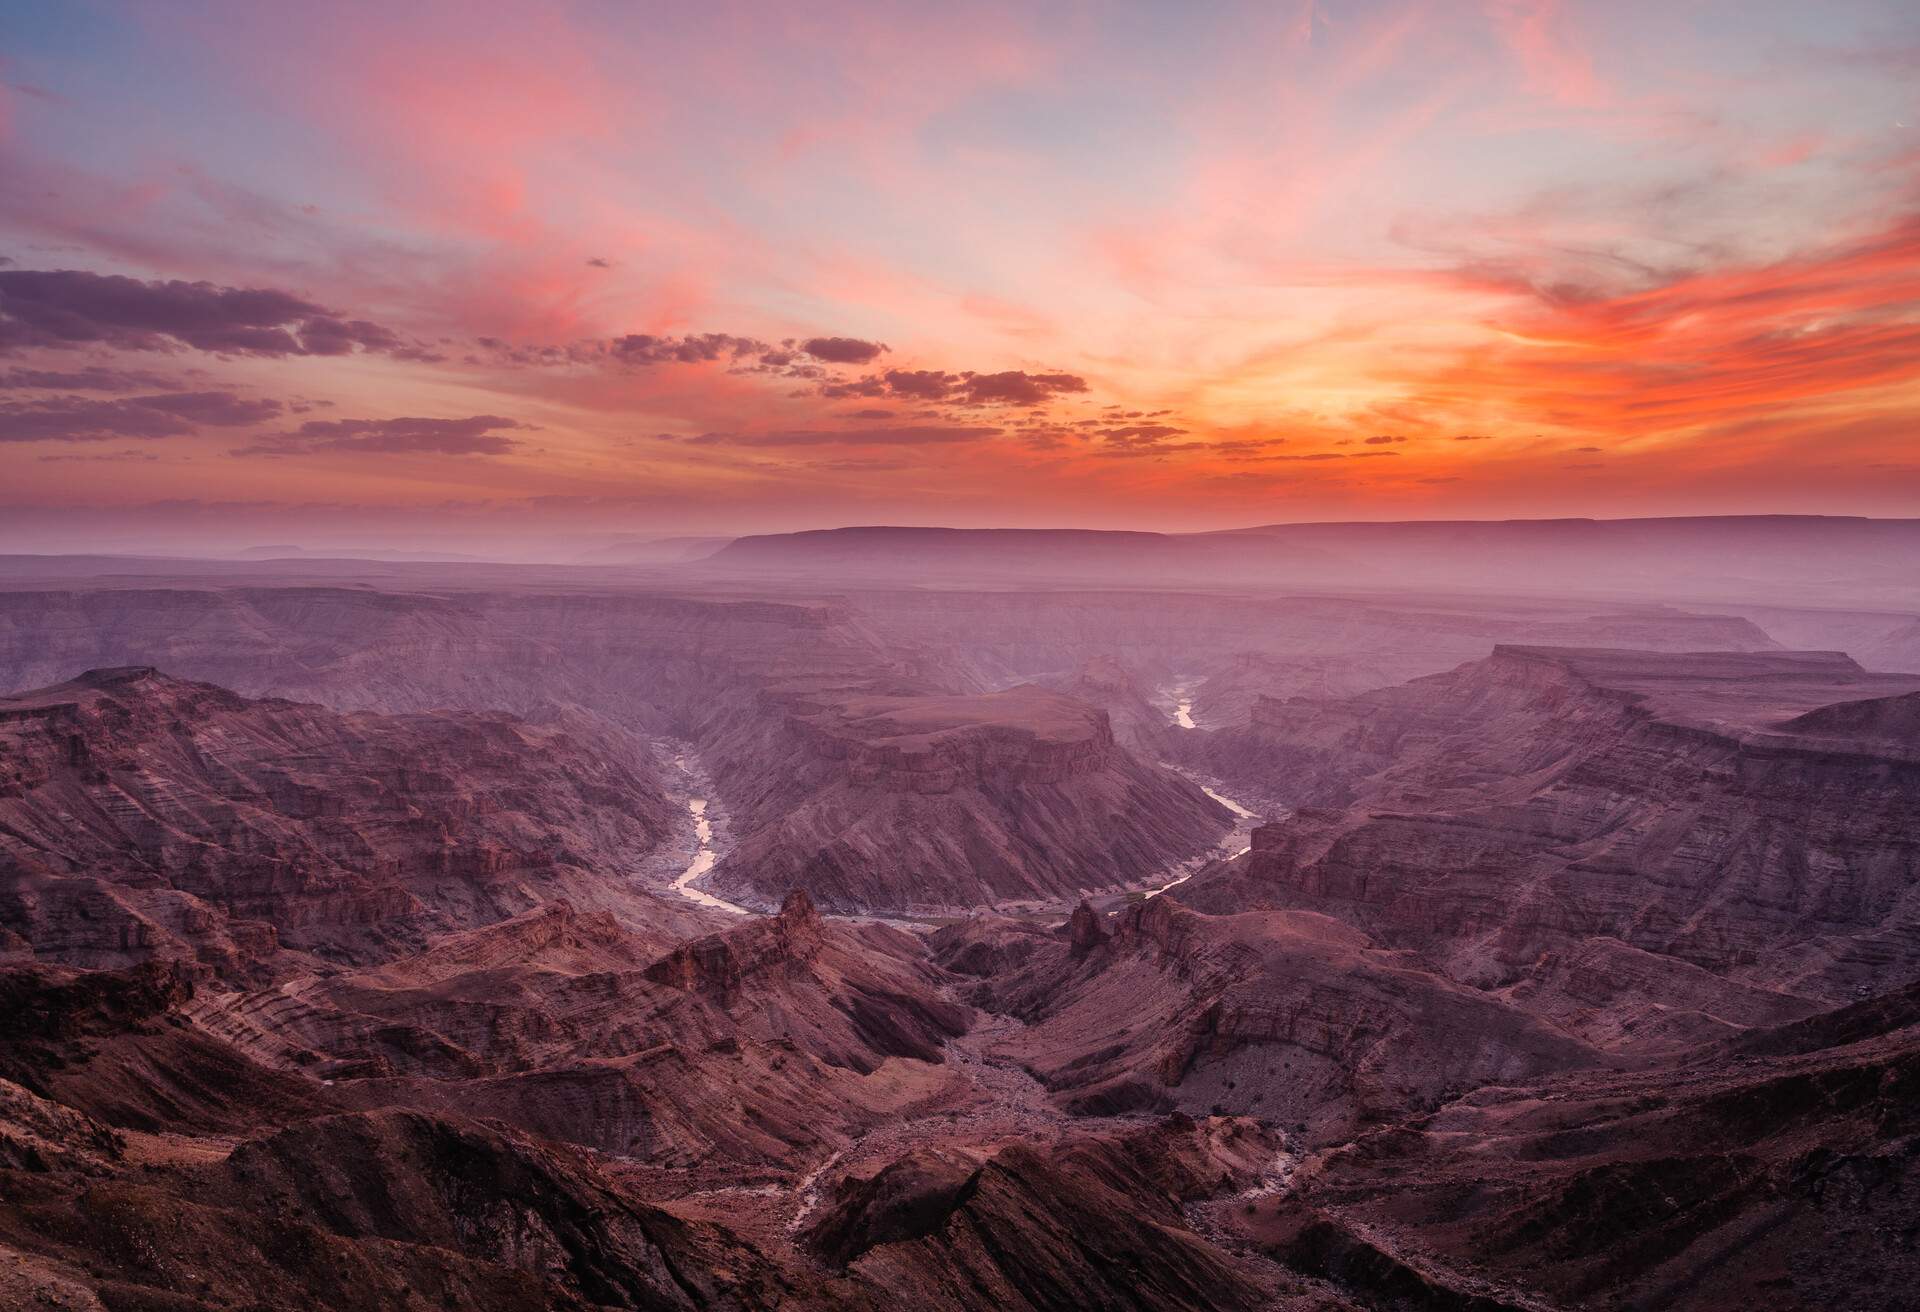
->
xmin=2 ymin=0 xmax=1917 ymax=554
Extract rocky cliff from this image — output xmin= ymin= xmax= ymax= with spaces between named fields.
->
xmin=1187 ymin=646 xmax=1920 ymax=1043
xmin=1256 ymin=982 xmax=1920 ymax=1311
xmin=0 ymin=667 xmax=681 ymax=979
xmin=942 ymin=895 xmax=1602 ymax=1142
xmin=704 ymin=685 xmax=1231 ymax=913
xmin=187 ymin=891 xmax=971 ymax=1166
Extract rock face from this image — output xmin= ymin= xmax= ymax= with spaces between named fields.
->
xmin=0 ymin=970 xmax=786 ymax=1312
xmin=1188 ymin=646 xmax=1920 ymax=1041
xmin=1258 ymin=983 xmax=1920 ymax=1312
xmin=0 ymin=588 xmax=1242 ymax=920
xmin=214 ymin=1109 xmax=776 ymax=1311
xmin=0 ymin=960 xmax=339 ymax=1135
xmin=1036 ymin=654 xmax=1183 ymax=754
xmin=787 ymin=687 xmax=1121 ymax=792
xmin=187 ymin=892 xmax=971 ymax=1166
xmin=798 ymin=1116 xmax=1289 ymax=1311
xmin=0 ymin=587 xmax=879 ymax=732
xmin=644 ymin=888 xmax=827 ymax=994
xmin=0 ymin=667 xmax=682 ymax=979
xmin=1781 ymin=687 xmax=1920 ymax=744
xmin=838 ymin=584 xmax=1782 ymax=708
xmin=944 ymin=896 xmax=1601 ymax=1142
xmin=0 ymin=957 xmax=1307 ymax=1312
xmin=706 ymin=685 xmax=1231 ymax=913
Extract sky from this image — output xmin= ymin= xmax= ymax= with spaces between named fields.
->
xmin=1 ymin=0 xmax=1917 ymax=556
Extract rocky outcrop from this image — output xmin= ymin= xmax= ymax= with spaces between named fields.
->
xmin=926 ymin=913 xmax=1054 ymax=977
xmin=187 ymin=894 xmax=970 ymax=1165
xmin=786 ymin=687 xmax=1119 ymax=792
xmin=799 ymin=1116 xmax=1288 ymax=1310
xmin=971 ymin=897 xmax=1601 ymax=1142
xmin=0 ymin=961 xmax=337 ymax=1135
xmin=1066 ymin=900 xmax=1107 ymax=957
xmin=645 ymin=889 xmax=826 ymax=995
xmin=1781 ymin=688 xmax=1920 ymax=747
xmin=0 ymin=1106 xmax=788 ymax=1311
xmin=0 ymin=667 xmax=681 ymax=978
xmin=216 ymin=1109 xmax=774 ymax=1311
xmin=1188 ymin=647 xmax=1920 ymax=1035
xmin=1256 ymin=982 xmax=1920 ymax=1311
xmin=705 ymin=686 xmax=1231 ymax=914
xmin=1036 ymin=655 xmax=1183 ymax=754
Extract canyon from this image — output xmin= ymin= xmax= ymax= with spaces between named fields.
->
xmin=1 ymin=524 xmax=1916 ymax=1311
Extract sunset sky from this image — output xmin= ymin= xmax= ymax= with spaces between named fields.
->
xmin=2 ymin=0 xmax=1918 ymax=555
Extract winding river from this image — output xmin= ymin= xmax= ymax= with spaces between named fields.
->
xmin=671 ymin=796 xmax=754 ymax=916
xmin=1171 ymin=681 xmax=1198 ymax=729
xmin=660 ymin=692 xmax=1264 ymax=918
xmin=1139 ymin=681 xmax=1261 ymax=900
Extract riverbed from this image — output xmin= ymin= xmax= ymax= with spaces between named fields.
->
xmin=670 ymin=796 xmax=754 ymax=915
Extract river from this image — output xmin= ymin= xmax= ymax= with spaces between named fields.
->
xmin=660 ymin=705 xmax=1264 ymax=918
xmin=1137 ymin=681 xmax=1261 ymax=900
xmin=670 ymin=796 xmax=754 ymax=915
xmin=1171 ymin=680 xmax=1198 ymax=729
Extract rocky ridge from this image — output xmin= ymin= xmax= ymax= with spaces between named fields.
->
xmin=0 ymin=668 xmax=686 ymax=980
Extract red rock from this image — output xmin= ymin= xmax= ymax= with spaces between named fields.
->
xmin=0 ymin=668 xmax=682 ymax=979
xmin=1189 ymin=646 xmax=1920 ymax=1037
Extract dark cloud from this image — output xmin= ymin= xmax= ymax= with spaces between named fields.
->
xmin=877 ymin=368 xmax=956 ymax=399
xmin=821 ymin=366 xmax=1089 ymax=407
xmin=38 ymin=449 xmax=166 ymax=463
xmin=848 ymin=408 xmax=895 ymax=419
xmin=1454 ymin=433 xmax=1495 ymax=441
xmin=1095 ymin=441 xmax=1207 ymax=459
xmin=1104 ymin=424 xmax=1185 ymax=441
xmin=0 ymin=390 xmax=281 ymax=442
xmin=480 ymin=330 xmax=890 ymax=375
xmin=1241 ymin=450 xmax=1402 ymax=462
xmin=477 ymin=331 xmax=775 ymax=369
xmin=141 ymin=392 xmax=285 ymax=425
xmin=1204 ymin=438 xmax=1287 ymax=458
xmin=0 ymin=267 xmax=431 ymax=360
xmin=1364 ymin=434 xmax=1407 ymax=444
xmin=0 ymin=365 xmax=179 ymax=391
xmin=954 ymin=370 xmax=1088 ymax=406
xmin=236 ymin=414 xmax=528 ymax=457
xmin=585 ymin=257 xmax=612 ymax=268
xmin=674 ymin=424 xmax=998 ymax=448
xmin=1094 ymin=423 xmax=1202 ymax=457
xmin=802 ymin=336 xmax=888 ymax=364
xmin=295 ymin=315 xmax=411 ymax=357
xmin=606 ymin=332 xmax=769 ymax=365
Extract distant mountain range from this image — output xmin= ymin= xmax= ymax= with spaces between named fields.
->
xmin=694 ymin=515 xmax=1920 ymax=606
